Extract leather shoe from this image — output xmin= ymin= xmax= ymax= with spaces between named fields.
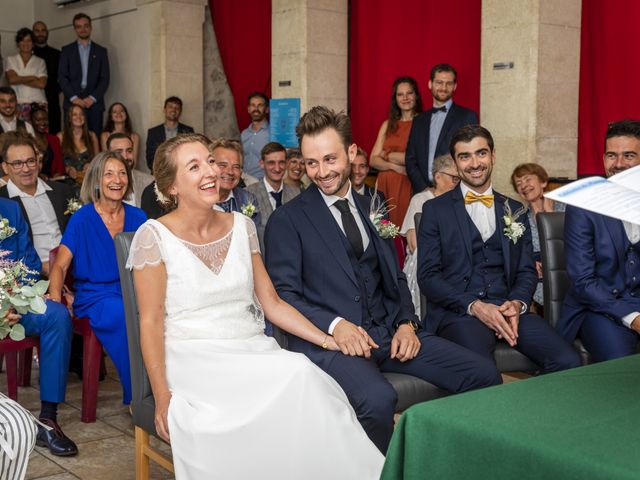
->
xmin=36 ymin=418 xmax=79 ymax=456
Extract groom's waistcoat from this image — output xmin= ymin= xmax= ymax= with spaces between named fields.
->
xmin=623 ymin=237 xmax=640 ymax=294
xmin=466 ymin=216 xmax=509 ymax=305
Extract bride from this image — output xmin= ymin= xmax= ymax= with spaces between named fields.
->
xmin=127 ymin=133 xmax=384 ymax=479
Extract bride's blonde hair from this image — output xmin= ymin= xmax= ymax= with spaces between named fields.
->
xmin=153 ymin=133 xmax=213 ymax=210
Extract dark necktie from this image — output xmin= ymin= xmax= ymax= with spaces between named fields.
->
xmin=433 ymin=105 xmax=447 ymax=113
xmin=270 ymin=191 xmax=283 ymax=209
xmin=218 ymin=197 xmax=235 ymax=212
xmin=334 ymin=199 xmax=364 ymax=258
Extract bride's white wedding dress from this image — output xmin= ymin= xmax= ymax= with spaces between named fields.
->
xmin=127 ymin=212 xmax=384 ymax=479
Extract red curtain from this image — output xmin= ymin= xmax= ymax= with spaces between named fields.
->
xmin=577 ymin=0 xmax=640 ymax=175
xmin=349 ymin=0 xmax=481 ymax=155
xmin=209 ymin=0 xmax=272 ymax=132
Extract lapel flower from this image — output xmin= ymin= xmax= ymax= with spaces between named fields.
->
xmin=64 ymin=198 xmax=83 ymax=216
xmin=241 ymin=202 xmax=256 ymax=217
xmin=368 ymin=183 xmax=399 ymax=239
xmin=502 ymin=201 xmax=527 ymax=244
xmin=0 ymin=218 xmax=17 ymax=241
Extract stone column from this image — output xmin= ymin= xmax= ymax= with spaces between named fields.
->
xmin=480 ymin=0 xmax=581 ymax=193
xmin=272 ymin=0 xmax=348 ymax=113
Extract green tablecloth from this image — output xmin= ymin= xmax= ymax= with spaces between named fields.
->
xmin=382 ymin=354 xmax=640 ymax=480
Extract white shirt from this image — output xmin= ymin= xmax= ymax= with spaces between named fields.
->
xmin=7 ymin=179 xmax=61 ymax=263
xmin=263 ymin=177 xmax=283 ymax=211
xmin=0 ymin=115 xmax=35 ymax=135
xmin=320 ymin=182 xmax=371 ymax=334
xmin=401 ymin=190 xmax=435 ymax=235
xmin=5 ymin=54 xmax=47 ymax=104
xmin=460 ymin=182 xmax=496 ymax=242
xmin=621 ymin=221 xmax=640 ymax=328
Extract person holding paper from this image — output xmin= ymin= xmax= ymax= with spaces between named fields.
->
xmin=559 ymin=119 xmax=640 ymax=361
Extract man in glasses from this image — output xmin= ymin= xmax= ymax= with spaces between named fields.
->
xmin=0 ymin=132 xmax=73 ymax=275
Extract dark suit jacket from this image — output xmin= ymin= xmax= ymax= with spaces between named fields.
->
xmin=264 ymin=185 xmax=418 ymax=361
xmin=226 ymin=187 xmax=262 ymax=229
xmin=558 ymin=206 xmax=640 ymax=341
xmin=33 ymin=45 xmax=61 ymax=103
xmin=417 ymin=186 xmax=536 ymax=331
xmin=140 ymin=181 xmax=165 ymax=220
xmin=145 ymin=123 xmax=194 ymax=170
xmin=58 ymin=41 xmax=110 ymax=108
xmin=0 ymin=180 xmax=74 ymax=241
xmin=405 ymin=103 xmax=478 ymax=192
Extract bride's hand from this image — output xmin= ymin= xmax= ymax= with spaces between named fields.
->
xmin=357 ymin=326 xmax=379 ymax=350
xmin=154 ymin=391 xmax=172 ymax=443
xmin=325 ymin=336 xmax=340 ymax=351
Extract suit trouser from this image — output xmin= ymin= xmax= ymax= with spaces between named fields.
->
xmin=579 ymin=312 xmax=639 ymax=362
xmin=438 ymin=312 xmax=581 ymax=373
xmin=311 ymin=326 xmax=501 ymax=453
xmin=19 ymin=300 xmax=73 ymax=403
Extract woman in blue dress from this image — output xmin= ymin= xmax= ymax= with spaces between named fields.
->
xmin=49 ymin=151 xmax=147 ymax=404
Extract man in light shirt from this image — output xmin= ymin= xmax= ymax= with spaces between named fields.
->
xmin=558 ymin=119 xmax=640 ymax=361
xmin=240 ymin=92 xmax=270 ymax=180
xmin=418 ymin=124 xmax=580 ymax=372
xmin=0 ymin=87 xmax=35 ymax=135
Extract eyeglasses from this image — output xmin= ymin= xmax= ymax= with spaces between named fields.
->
xmin=5 ymin=158 xmax=37 ymax=170
xmin=438 ymin=171 xmax=460 ymax=183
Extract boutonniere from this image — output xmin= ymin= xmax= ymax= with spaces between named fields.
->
xmin=368 ymin=184 xmax=399 ymax=239
xmin=502 ymin=201 xmax=527 ymax=244
xmin=64 ymin=198 xmax=83 ymax=215
xmin=241 ymin=202 xmax=256 ymax=218
xmin=0 ymin=217 xmax=17 ymax=241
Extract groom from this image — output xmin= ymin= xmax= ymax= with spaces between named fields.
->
xmin=264 ymin=106 xmax=501 ymax=453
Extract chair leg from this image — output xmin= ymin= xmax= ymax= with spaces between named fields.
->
xmin=17 ymin=347 xmax=33 ymax=387
xmin=135 ymin=426 xmax=150 ymax=480
xmin=81 ymin=331 xmax=102 ymax=423
xmin=5 ymin=352 xmax=18 ymax=401
xmin=0 ymin=352 xmax=4 ymax=373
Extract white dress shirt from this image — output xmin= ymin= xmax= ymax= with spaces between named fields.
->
xmin=7 ymin=179 xmax=61 ymax=263
xmin=5 ymin=54 xmax=47 ymax=104
xmin=621 ymin=220 xmax=640 ymax=328
xmin=460 ymin=182 xmax=496 ymax=241
xmin=0 ymin=116 xmax=35 ymax=135
xmin=264 ymin=177 xmax=283 ymax=211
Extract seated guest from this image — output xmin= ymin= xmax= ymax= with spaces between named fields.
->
xmin=57 ymin=105 xmax=99 ymax=189
xmin=283 ymin=147 xmax=306 ymax=192
xmin=0 ymin=86 xmax=35 ymax=135
xmin=511 ymin=163 xmax=565 ymax=309
xmin=107 ymin=132 xmax=153 ymax=207
xmin=48 ymin=151 xmax=147 ymax=405
xmin=210 ymin=138 xmax=261 ymax=228
xmin=350 ymin=147 xmax=386 ymax=205
xmin=246 ymin=141 xmax=300 ymax=243
xmin=401 ymin=154 xmax=459 ymax=317
xmin=0 ymin=196 xmax=76 ymax=456
xmin=558 ymin=119 xmax=640 ymax=361
xmin=418 ymin=125 xmax=580 ymax=372
xmin=30 ymin=105 xmax=64 ymax=178
xmin=100 ymin=102 xmax=140 ymax=161
xmin=145 ymin=96 xmax=193 ymax=171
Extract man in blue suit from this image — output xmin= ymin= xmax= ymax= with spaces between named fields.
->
xmin=350 ymin=147 xmax=386 ymax=208
xmin=558 ymin=120 xmax=640 ymax=361
xmin=265 ymin=107 xmax=501 ymax=454
xmin=405 ymin=64 xmax=478 ymax=193
xmin=58 ymin=12 xmax=109 ymax=135
xmin=418 ymin=125 xmax=580 ymax=372
xmin=0 ymin=197 xmax=76 ymax=456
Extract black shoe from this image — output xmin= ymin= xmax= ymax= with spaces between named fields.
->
xmin=36 ymin=418 xmax=79 ymax=457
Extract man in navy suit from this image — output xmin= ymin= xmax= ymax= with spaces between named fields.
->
xmin=58 ymin=13 xmax=109 ymax=136
xmin=418 ymin=125 xmax=580 ymax=372
xmin=265 ymin=107 xmax=501 ymax=453
xmin=406 ymin=64 xmax=478 ymax=193
xmin=558 ymin=120 xmax=640 ymax=361
xmin=145 ymin=96 xmax=194 ymax=171
xmin=350 ymin=147 xmax=386 ymax=208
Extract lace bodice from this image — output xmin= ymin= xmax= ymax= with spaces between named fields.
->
xmin=126 ymin=213 xmax=265 ymax=339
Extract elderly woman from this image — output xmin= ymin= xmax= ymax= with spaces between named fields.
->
xmin=511 ymin=163 xmax=564 ymax=309
xmin=48 ymin=151 xmax=147 ymax=405
xmin=401 ymin=154 xmax=460 ymax=317
xmin=284 ymin=147 xmax=306 ymax=192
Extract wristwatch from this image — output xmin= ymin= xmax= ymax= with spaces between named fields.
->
xmin=397 ymin=320 xmax=419 ymax=332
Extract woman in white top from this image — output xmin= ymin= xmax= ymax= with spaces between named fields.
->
xmin=5 ymin=28 xmax=47 ymax=122
xmin=401 ymin=154 xmax=460 ymax=317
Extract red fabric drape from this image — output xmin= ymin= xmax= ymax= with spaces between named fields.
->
xmin=209 ymin=0 xmax=272 ymax=132
xmin=349 ymin=0 xmax=481 ymax=155
xmin=577 ymin=0 xmax=640 ymax=176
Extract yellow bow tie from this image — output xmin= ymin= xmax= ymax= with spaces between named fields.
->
xmin=464 ymin=191 xmax=494 ymax=208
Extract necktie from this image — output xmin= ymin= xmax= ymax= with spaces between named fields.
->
xmin=218 ymin=198 xmax=235 ymax=212
xmin=433 ymin=105 xmax=448 ymax=113
xmin=334 ymin=199 xmax=364 ymax=258
xmin=270 ymin=191 xmax=283 ymax=209
xmin=464 ymin=191 xmax=494 ymax=208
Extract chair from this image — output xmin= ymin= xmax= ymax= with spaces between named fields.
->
xmin=0 ymin=337 xmax=39 ymax=400
xmin=49 ymin=247 xmax=105 ymax=423
xmin=537 ymin=212 xmax=591 ymax=364
xmin=115 ymin=233 xmax=173 ymax=479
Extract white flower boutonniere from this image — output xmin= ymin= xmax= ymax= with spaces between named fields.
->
xmin=241 ymin=202 xmax=256 ymax=218
xmin=64 ymin=198 xmax=83 ymax=216
xmin=0 ymin=217 xmax=17 ymax=241
xmin=368 ymin=184 xmax=399 ymax=239
xmin=503 ymin=202 xmax=527 ymax=244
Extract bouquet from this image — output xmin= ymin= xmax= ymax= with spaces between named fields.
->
xmin=64 ymin=198 xmax=83 ymax=215
xmin=369 ymin=184 xmax=400 ymax=239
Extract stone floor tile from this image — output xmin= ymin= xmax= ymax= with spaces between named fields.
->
xmin=25 ymin=451 xmax=64 ymax=480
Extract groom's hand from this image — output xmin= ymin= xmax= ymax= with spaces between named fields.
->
xmin=390 ymin=325 xmax=421 ymax=362
xmin=333 ymin=320 xmax=375 ymax=358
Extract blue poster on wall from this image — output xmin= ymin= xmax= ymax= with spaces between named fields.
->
xmin=270 ymin=98 xmax=301 ymax=147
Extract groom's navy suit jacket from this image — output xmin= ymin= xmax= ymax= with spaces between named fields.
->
xmin=264 ymin=184 xmax=418 ymax=362
xmin=558 ymin=206 xmax=640 ymax=342
xmin=417 ymin=186 xmax=537 ymax=331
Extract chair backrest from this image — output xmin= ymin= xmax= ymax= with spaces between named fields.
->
xmin=537 ymin=212 xmax=569 ymax=328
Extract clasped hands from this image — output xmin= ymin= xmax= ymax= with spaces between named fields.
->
xmin=470 ymin=300 xmax=521 ymax=346
xmin=333 ymin=320 xmax=421 ymax=362
xmin=71 ymin=97 xmax=95 ymax=109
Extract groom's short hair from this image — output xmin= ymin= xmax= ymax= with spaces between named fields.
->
xmin=296 ymin=106 xmax=352 ymax=151
xmin=449 ymin=124 xmax=494 ymax=158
